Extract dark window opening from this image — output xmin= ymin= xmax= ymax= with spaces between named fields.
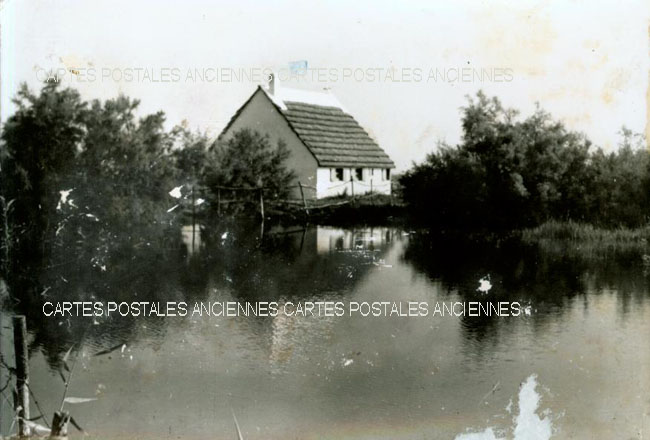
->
xmin=355 ymin=168 xmax=364 ymax=181
xmin=335 ymin=168 xmax=344 ymax=181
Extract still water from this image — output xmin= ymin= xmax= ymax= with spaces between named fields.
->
xmin=1 ymin=224 xmax=649 ymax=439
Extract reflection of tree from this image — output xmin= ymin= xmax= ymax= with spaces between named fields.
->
xmin=7 ymin=218 xmax=186 ymax=368
xmin=196 ymin=221 xmax=398 ymax=303
xmin=6 ymin=219 xmax=399 ymax=370
xmin=401 ymin=230 xmax=650 ymax=345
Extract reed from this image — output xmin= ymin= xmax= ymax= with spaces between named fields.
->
xmin=522 ymin=220 xmax=650 ymax=243
xmin=520 ymin=220 xmax=650 ymax=260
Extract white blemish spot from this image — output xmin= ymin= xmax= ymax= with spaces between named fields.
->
xmin=168 ymin=185 xmax=183 ymax=199
xmin=455 ymin=428 xmax=501 ymax=440
xmin=477 ymin=276 xmax=492 ymax=294
xmin=513 ymin=375 xmax=552 ymax=439
xmin=56 ymin=189 xmax=76 ymax=210
xmin=455 ymin=374 xmax=553 ymax=440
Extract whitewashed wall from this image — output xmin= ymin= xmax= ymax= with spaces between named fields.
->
xmin=315 ymin=168 xmax=391 ymax=199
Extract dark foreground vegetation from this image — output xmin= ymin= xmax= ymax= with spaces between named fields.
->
xmin=0 ymin=83 xmax=295 ymax=283
xmin=399 ymin=92 xmax=649 ymax=230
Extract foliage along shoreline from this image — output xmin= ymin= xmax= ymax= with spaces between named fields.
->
xmin=1 ymin=82 xmax=649 ymax=285
xmin=399 ymin=92 xmax=649 ymax=231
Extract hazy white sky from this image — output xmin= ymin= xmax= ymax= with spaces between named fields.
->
xmin=1 ymin=0 xmax=648 ymax=170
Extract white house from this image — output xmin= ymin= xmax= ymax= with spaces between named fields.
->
xmin=218 ymin=76 xmax=395 ymax=199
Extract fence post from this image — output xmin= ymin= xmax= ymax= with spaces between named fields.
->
xmin=50 ymin=411 xmax=71 ymax=438
xmin=13 ymin=315 xmax=29 ymax=437
xmin=370 ymin=178 xmax=373 ymax=194
xmin=350 ymin=176 xmax=354 ymax=198
xmin=191 ymin=186 xmax=196 ymax=249
xmin=259 ymin=189 xmax=265 ymax=220
xmin=298 ymin=182 xmax=309 ymax=215
xmin=1 ymin=196 xmax=11 ymax=278
xmin=0 ymin=314 xmax=3 ymax=436
xmin=217 ymin=188 xmax=221 ymax=216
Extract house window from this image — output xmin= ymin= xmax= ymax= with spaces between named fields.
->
xmin=355 ymin=168 xmax=364 ymax=181
xmin=331 ymin=168 xmax=344 ymax=182
xmin=383 ymin=168 xmax=391 ymax=180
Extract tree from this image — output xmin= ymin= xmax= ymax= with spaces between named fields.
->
xmin=400 ymin=92 xmax=647 ymax=229
xmin=400 ymin=142 xmax=487 ymax=227
xmin=171 ymin=127 xmax=213 ymax=187
xmin=1 ymin=83 xmax=87 ymax=239
xmin=76 ymin=95 xmax=178 ymax=227
xmin=204 ymin=129 xmax=295 ymax=206
xmin=0 ymin=83 xmax=183 ymax=279
xmin=588 ymin=128 xmax=648 ymax=226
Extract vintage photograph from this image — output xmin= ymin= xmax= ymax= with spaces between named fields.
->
xmin=0 ymin=1 xmax=648 ymax=439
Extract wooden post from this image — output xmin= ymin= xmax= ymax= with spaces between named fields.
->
xmin=1 ymin=196 xmax=10 ymax=278
xmin=191 ymin=186 xmax=196 ymax=250
xmin=350 ymin=175 xmax=354 ymax=198
xmin=259 ymin=217 xmax=265 ymax=241
xmin=0 ymin=314 xmax=3 ymax=436
xmin=13 ymin=315 xmax=29 ymax=437
xmin=370 ymin=178 xmax=373 ymax=194
xmin=298 ymin=182 xmax=309 ymax=215
xmin=299 ymin=227 xmax=306 ymax=253
xmin=217 ymin=189 xmax=221 ymax=216
xmin=50 ymin=410 xmax=70 ymax=438
xmin=259 ymin=189 xmax=265 ymax=220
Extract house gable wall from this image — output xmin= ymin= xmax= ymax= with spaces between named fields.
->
xmin=219 ymin=88 xmax=319 ymax=198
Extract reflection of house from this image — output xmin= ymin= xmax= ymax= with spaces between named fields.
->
xmin=207 ymin=225 xmax=398 ymax=365
xmin=218 ymin=75 xmax=395 ymax=199
xmin=181 ymin=224 xmax=201 ymax=257
xmin=315 ymin=226 xmax=392 ymax=254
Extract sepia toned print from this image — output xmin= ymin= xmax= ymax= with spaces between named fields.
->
xmin=0 ymin=1 xmax=648 ymax=439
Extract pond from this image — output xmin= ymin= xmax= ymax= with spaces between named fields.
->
xmin=1 ymin=224 xmax=649 ymax=439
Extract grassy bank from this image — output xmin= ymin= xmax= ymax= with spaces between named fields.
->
xmin=522 ymin=220 xmax=650 ymax=242
xmin=520 ymin=220 xmax=650 ymax=260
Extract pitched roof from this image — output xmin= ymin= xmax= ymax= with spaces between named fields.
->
xmin=280 ymin=99 xmax=395 ymax=168
xmin=220 ymin=86 xmax=395 ymax=169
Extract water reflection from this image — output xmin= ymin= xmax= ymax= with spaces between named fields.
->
xmin=181 ymin=224 xmax=202 ymax=257
xmin=1 ymin=223 xmax=649 ymax=439
xmin=315 ymin=226 xmax=393 ymax=254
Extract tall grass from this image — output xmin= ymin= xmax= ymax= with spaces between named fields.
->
xmin=521 ymin=220 xmax=650 ymax=259
xmin=522 ymin=220 xmax=650 ymax=242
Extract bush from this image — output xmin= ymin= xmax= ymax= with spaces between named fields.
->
xmin=400 ymin=92 xmax=649 ymax=230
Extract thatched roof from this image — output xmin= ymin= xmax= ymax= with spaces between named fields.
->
xmin=220 ymin=86 xmax=395 ymax=169
xmin=280 ymin=100 xmax=395 ymax=168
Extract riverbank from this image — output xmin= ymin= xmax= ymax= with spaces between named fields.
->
xmin=519 ymin=220 xmax=650 ymax=261
xmin=521 ymin=220 xmax=650 ymax=244
xmin=268 ymin=193 xmax=406 ymax=225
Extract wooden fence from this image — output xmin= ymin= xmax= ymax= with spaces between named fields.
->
xmin=183 ymin=179 xmax=394 ymax=220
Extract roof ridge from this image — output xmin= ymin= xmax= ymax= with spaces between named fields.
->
xmin=223 ymin=86 xmax=395 ymax=169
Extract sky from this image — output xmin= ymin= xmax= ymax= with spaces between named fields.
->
xmin=1 ymin=0 xmax=648 ymax=171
